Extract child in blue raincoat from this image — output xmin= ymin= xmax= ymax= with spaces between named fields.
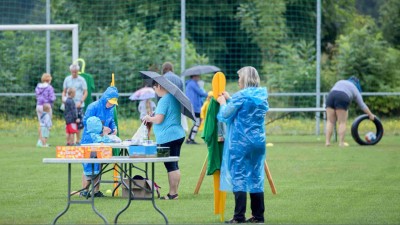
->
xmin=217 ymin=66 xmax=269 ymax=223
xmin=80 ymin=86 xmax=119 ymax=198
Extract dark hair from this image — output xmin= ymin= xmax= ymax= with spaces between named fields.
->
xmin=152 ymin=80 xmax=159 ymax=87
xmin=348 ymin=76 xmax=362 ymax=92
xmin=161 ymin=62 xmax=174 ymax=74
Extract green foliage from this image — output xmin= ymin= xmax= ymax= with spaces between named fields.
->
xmin=379 ymin=0 xmax=400 ymax=48
xmin=236 ymin=0 xmax=287 ymax=61
xmin=80 ymin=20 xmax=208 ymax=117
xmin=326 ymin=22 xmax=400 ymax=116
xmin=263 ymin=40 xmax=316 ymax=108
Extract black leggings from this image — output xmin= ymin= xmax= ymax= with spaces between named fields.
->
xmin=159 ymin=137 xmax=185 ymax=172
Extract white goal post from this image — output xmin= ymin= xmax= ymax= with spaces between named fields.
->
xmin=0 ymin=24 xmax=79 ymax=63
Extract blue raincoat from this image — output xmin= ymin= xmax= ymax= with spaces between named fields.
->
xmin=217 ymin=87 xmax=269 ymax=193
xmin=81 ymin=86 xmax=118 ymax=175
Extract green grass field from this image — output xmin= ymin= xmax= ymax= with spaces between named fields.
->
xmin=0 ymin=118 xmax=399 ymax=224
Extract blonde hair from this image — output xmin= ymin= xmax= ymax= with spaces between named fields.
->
xmin=237 ymin=66 xmax=260 ymax=88
xmin=67 ymin=87 xmax=76 ymax=97
xmin=43 ymin=103 xmax=51 ymax=112
xmin=41 ymin=73 xmax=52 ymax=83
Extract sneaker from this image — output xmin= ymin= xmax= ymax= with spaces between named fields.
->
xmin=225 ymin=218 xmax=245 ymax=224
xmin=36 ymin=140 xmax=43 ymax=147
xmin=80 ymin=191 xmax=91 ymax=198
xmin=42 ymin=144 xmax=49 ymax=148
xmin=94 ymin=191 xmax=105 ymax=197
xmin=186 ymin=139 xmax=198 ymax=145
xmin=246 ymin=217 xmax=264 ymax=223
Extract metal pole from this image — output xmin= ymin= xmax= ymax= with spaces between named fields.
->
xmin=72 ymin=26 xmax=79 ymax=63
xmin=46 ymin=0 xmax=51 ymax=74
xmin=0 ymin=24 xmax=79 ymax=64
xmin=180 ymin=0 xmax=186 ymax=90
xmin=315 ymin=0 xmax=322 ymax=135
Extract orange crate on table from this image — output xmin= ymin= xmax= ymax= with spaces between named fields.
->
xmin=56 ymin=146 xmax=85 ymax=158
xmin=84 ymin=146 xmax=112 ymax=158
xmin=56 ymin=146 xmax=112 ymax=159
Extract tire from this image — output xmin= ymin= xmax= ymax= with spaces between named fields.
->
xmin=351 ymin=114 xmax=384 ymax=145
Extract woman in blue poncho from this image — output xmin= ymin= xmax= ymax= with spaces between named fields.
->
xmin=216 ymin=66 xmax=269 ymax=223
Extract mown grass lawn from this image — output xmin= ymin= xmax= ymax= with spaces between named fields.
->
xmin=0 ymin=118 xmax=399 ymax=224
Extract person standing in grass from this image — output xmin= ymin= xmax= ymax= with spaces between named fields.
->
xmin=216 ymin=66 xmax=269 ymax=223
xmin=325 ymin=76 xmax=375 ymax=147
xmin=62 ymin=63 xmax=88 ymax=145
xmin=142 ymin=80 xmax=185 ymax=200
xmin=185 ymin=74 xmax=208 ymax=144
xmin=38 ymin=104 xmax=52 ymax=147
xmin=35 ymin=73 xmax=56 ymax=147
xmin=64 ymin=88 xmax=80 ymax=146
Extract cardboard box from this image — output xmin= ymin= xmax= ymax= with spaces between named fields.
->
xmin=56 ymin=146 xmax=112 ymax=159
xmin=121 ymin=178 xmax=153 ymax=199
xmin=128 ymin=145 xmax=157 ymax=158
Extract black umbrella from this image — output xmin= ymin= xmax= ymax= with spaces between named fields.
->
xmin=181 ymin=65 xmax=220 ymax=77
xmin=139 ymin=71 xmax=196 ymax=121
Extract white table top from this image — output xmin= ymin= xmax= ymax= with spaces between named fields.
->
xmin=43 ymin=156 xmax=179 ymax=164
xmin=80 ymin=142 xmax=133 ymax=149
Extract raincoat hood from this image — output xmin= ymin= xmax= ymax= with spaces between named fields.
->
xmin=36 ymin=82 xmax=50 ymax=88
xmin=86 ymin=116 xmax=103 ymax=134
xmin=234 ymin=87 xmax=268 ymax=105
xmin=35 ymin=82 xmax=56 ymax=105
xmin=100 ymin=86 xmax=119 ymax=109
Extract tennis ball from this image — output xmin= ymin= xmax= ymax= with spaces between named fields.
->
xmin=266 ymin=143 xmax=274 ymax=147
xmin=106 ymin=189 xmax=112 ymax=194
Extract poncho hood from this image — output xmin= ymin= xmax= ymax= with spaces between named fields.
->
xmin=99 ymin=86 xmax=119 ymax=110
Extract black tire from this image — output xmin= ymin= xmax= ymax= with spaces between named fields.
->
xmin=351 ymin=114 xmax=384 ymax=145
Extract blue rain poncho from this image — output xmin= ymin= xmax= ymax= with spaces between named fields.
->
xmin=217 ymin=87 xmax=269 ymax=193
xmin=81 ymin=86 xmax=119 ymax=176
xmin=81 ymin=116 xmax=114 ymax=175
xmin=82 ymin=86 xmax=119 ymax=134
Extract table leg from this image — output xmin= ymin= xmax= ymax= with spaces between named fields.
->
xmin=52 ymin=163 xmax=109 ymax=225
xmin=114 ymin=163 xmax=133 ymax=224
xmin=51 ymin=164 xmax=72 ymax=225
xmin=90 ymin=164 xmax=108 ymax=224
xmin=150 ymin=163 xmax=168 ymax=224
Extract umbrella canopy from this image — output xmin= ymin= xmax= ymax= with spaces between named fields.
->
xmin=140 ymin=71 xmax=196 ymax=121
xmin=181 ymin=65 xmax=220 ymax=77
xmin=129 ymin=87 xmax=156 ymax=101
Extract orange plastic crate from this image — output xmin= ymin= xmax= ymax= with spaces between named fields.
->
xmin=56 ymin=146 xmax=85 ymax=159
xmin=85 ymin=146 xmax=112 ymax=158
xmin=56 ymin=146 xmax=112 ymax=159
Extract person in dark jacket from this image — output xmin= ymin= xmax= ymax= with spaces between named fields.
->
xmin=64 ymin=88 xmax=80 ymax=146
xmin=185 ymin=75 xmax=208 ymax=144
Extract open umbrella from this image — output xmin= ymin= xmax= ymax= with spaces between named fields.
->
xmin=140 ymin=71 xmax=196 ymax=121
xmin=129 ymin=87 xmax=156 ymax=101
xmin=181 ymin=65 xmax=220 ymax=77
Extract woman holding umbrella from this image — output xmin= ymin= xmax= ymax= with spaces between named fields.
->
xmin=143 ymin=80 xmax=185 ymax=200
